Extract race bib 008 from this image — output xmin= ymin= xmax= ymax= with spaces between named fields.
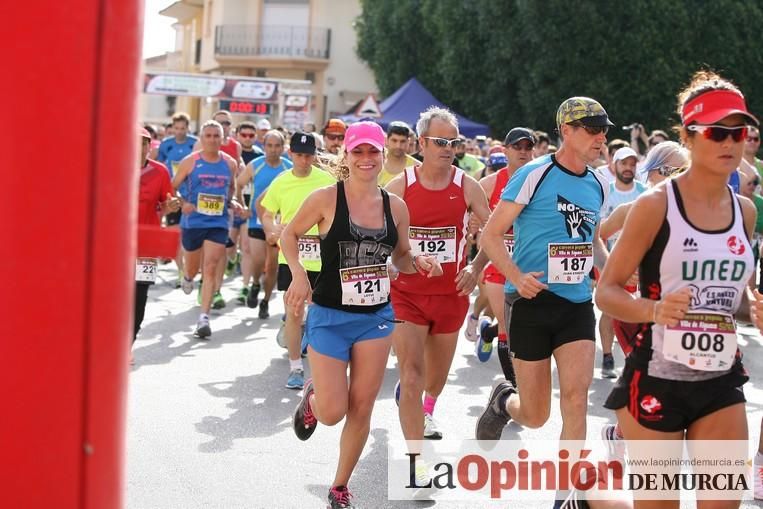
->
xmin=663 ymin=312 xmax=737 ymax=371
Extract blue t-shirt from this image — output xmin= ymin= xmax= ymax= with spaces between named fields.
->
xmin=157 ymin=135 xmax=198 ymax=176
xmin=501 ymin=155 xmax=608 ymax=303
xmin=248 ymin=156 xmax=293 ymax=228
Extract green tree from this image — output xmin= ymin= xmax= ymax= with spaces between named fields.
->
xmin=355 ymin=0 xmax=763 ymax=138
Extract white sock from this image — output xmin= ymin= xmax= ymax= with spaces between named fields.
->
xmin=200 ymin=313 xmax=209 ymax=321
xmin=290 ymin=359 xmax=303 ymax=371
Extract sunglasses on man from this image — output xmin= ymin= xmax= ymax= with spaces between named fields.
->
xmin=238 ymin=132 xmax=255 ymax=139
xmin=568 ymin=122 xmax=609 ymax=136
xmin=423 ymin=136 xmax=464 ymax=148
xmin=687 ymin=124 xmax=748 ymax=143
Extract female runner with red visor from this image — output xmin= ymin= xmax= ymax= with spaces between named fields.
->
xmin=596 ymin=71 xmax=763 ymax=509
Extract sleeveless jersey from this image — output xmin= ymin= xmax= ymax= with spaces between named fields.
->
xmin=180 ymin=153 xmax=232 ymax=230
xmin=311 ymin=181 xmax=398 ymax=313
xmin=634 ymin=180 xmax=754 ymax=381
xmin=501 ymin=154 xmax=608 ymax=303
xmin=488 ymin=167 xmax=515 ymax=262
xmin=392 ymin=166 xmax=469 ymax=295
xmin=221 ymin=137 xmax=241 ymax=161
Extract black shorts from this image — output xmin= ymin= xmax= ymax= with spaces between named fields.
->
xmin=505 ymin=290 xmax=595 ymax=361
xmin=604 ymin=359 xmax=748 ymax=433
xmin=165 ymin=210 xmax=181 ymax=226
xmin=277 ymin=264 xmax=320 ymax=291
xmin=248 ymin=227 xmax=266 ymax=240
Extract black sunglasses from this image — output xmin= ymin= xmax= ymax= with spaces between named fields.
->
xmin=687 ymin=124 xmax=747 ymax=143
xmin=569 ymin=122 xmax=609 ymax=136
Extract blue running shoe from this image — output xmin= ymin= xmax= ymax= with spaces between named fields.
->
xmin=475 ymin=319 xmax=494 ymax=362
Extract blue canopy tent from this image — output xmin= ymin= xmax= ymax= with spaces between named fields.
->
xmin=340 ymin=78 xmax=490 ymax=138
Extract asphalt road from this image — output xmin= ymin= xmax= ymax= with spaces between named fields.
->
xmin=126 ymin=264 xmax=763 ymax=509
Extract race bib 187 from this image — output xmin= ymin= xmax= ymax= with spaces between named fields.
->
xmin=547 ymin=242 xmax=593 ymax=284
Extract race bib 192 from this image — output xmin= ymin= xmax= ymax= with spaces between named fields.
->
xmin=409 ymin=226 xmax=457 ymax=264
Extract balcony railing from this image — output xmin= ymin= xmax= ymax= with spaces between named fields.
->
xmin=215 ymin=25 xmax=331 ymax=59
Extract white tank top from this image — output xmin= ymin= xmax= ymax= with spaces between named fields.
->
xmin=643 ymin=180 xmax=754 ymax=381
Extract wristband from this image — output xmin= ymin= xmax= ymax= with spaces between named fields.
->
xmin=652 ymin=300 xmax=658 ymax=323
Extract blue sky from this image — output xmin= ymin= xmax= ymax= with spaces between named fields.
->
xmin=142 ymin=0 xmax=177 ymax=58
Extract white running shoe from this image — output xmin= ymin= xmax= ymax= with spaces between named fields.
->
xmin=424 ymin=413 xmax=442 ymax=440
xmin=181 ymin=276 xmax=194 ymax=295
xmin=464 ymin=314 xmax=479 ymax=342
xmin=601 ymin=423 xmax=625 ymax=462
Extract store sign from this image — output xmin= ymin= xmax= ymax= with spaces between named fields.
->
xmin=143 ymin=72 xmax=279 ymax=102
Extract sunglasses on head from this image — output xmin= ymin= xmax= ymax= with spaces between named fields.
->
xmin=569 ymin=122 xmax=609 ymax=136
xmin=238 ymin=132 xmax=255 ymax=139
xmin=325 ymin=133 xmax=345 ymax=141
xmin=687 ymin=124 xmax=748 ymax=143
xmin=657 ymin=165 xmax=681 ymax=177
xmin=424 ymin=136 xmax=464 ymax=148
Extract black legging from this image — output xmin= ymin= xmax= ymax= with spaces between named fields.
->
xmin=133 ymin=282 xmax=150 ymax=344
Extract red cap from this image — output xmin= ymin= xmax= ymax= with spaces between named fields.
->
xmin=681 ymin=89 xmax=759 ymax=127
xmin=140 ymin=128 xmax=151 ymax=140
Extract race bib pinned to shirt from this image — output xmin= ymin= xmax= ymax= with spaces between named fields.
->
xmin=340 ymin=264 xmax=390 ymax=306
xmin=663 ymin=312 xmax=737 ymax=371
xmin=547 ymin=242 xmax=593 ymax=284
xmin=409 ymin=226 xmax=457 ymax=263
xmin=298 ymin=235 xmax=321 ymax=262
xmin=504 ymin=234 xmax=515 ymax=256
xmin=197 ymin=193 xmax=225 ymax=216
xmin=135 ymin=257 xmax=158 ymax=283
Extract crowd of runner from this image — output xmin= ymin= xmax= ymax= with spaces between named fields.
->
xmin=135 ymin=70 xmax=763 ymax=509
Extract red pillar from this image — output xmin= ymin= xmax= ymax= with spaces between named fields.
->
xmin=2 ymin=1 xmax=144 ymax=507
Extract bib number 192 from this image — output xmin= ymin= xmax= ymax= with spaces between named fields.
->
xmin=417 ymin=240 xmax=445 ymax=253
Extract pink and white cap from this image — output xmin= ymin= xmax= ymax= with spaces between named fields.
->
xmin=344 ymin=121 xmax=385 ymax=151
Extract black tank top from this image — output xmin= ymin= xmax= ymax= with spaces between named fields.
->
xmin=311 ymin=181 xmax=398 ymax=313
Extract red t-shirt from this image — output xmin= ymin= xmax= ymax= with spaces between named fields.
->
xmin=138 ymin=159 xmax=173 ymax=225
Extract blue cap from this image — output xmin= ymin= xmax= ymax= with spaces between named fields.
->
xmin=489 ymin=152 xmax=508 ymax=167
